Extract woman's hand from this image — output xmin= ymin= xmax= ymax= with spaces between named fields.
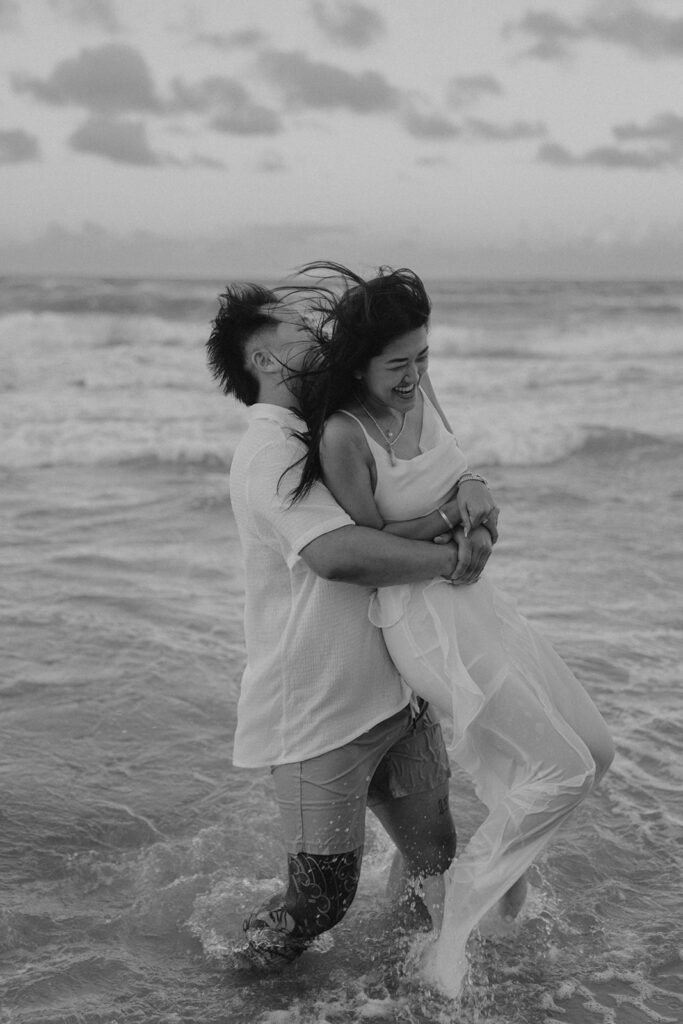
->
xmin=456 ymin=480 xmax=499 ymax=543
xmin=445 ymin=526 xmax=493 ymax=585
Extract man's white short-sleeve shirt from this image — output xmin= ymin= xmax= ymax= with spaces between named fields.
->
xmin=228 ymin=404 xmax=409 ymax=768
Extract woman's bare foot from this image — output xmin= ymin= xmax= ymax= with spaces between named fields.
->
xmin=498 ymin=872 xmax=528 ymax=921
xmin=478 ymin=873 xmax=529 ymax=938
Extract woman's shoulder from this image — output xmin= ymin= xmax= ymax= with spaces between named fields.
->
xmin=322 ymin=409 xmax=371 ymax=458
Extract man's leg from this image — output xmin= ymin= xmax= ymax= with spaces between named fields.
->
xmin=235 ymin=847 xmax=363 ymax=970
xmin=369 ymin=707 xmax=456 ymax=931
xmin=235 ymin=708 xmax=417 ymax=970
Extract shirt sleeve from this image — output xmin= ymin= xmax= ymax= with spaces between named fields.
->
xmin=245 ymin=437 xmax=354 ymax=567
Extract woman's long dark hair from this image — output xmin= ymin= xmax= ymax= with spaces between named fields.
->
xmin=289 ymin=262 xmax=431 ymax=503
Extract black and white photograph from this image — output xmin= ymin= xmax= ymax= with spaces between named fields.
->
xmin=1 ymin=3 xmax=681 ymax=1022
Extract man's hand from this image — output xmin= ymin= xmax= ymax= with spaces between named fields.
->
xmin=456 ymin=480 xmax=499 ymax=543
xmin=446 ymin=526 xmax=493 ymax=585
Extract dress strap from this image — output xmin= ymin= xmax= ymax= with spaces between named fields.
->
xmin=419 ymin=385 xmax=458 ymax=445
xmin=419 ymin=385 xmax=433 ymax=412
xmin=336 ymin=408 xmax=389 ymax=461
xmin=337 ymin=409 xmax=365 ymax=429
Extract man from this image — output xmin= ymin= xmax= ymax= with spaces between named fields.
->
xmin=206 ymin=284 xmax=489 ymax=969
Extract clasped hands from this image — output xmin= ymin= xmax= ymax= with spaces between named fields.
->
xmin=435 ymin=479 xmax=499 ymax=585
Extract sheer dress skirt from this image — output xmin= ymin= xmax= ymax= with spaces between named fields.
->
xmin=371 ymin=576 xmax=611 ymax=990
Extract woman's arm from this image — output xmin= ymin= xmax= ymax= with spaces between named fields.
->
xmin=320 ymin=414 xmax=462 ymax=541
xmin=319 ymin=414 xmax=492 ymax=583
xmin=383 ymin=498 xmax=464 ymax=541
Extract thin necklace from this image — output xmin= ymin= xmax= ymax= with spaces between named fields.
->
xmin=356 ymin=396 xmax=406 ymax=466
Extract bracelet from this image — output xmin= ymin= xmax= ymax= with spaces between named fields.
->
xmin=436 ymin=505 xmax=455 ymax=531
xmin=456 ymin=472 xmax=488 ymax=489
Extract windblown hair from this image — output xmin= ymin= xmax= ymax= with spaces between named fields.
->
xmin=206 ymin=283 xmax=279 ymax=405
xmin=290 ymin=262 xmax=431 ymax=502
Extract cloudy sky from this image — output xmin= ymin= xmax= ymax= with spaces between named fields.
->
xmin=1 ymin=0 xmax=682 ymax=278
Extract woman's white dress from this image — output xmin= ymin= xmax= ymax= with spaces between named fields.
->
xmin=343 ymin=393 xmax=611 ymax=995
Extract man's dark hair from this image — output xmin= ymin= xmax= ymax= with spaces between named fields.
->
xmin=206 ymin=283 xmax=279 ymax=405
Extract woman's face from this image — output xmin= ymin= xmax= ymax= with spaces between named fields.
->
xmin=358 ymin=326 xmax=429 ymax=413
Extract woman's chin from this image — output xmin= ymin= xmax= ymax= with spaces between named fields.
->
xmin=390 ymin=390 xmax=417 ymax=409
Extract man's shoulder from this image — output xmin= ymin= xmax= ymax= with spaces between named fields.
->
xmin=230 ymin=419 xmax=306 ymax=508
xmin=233 ymin=415 xmax=301 ymax=467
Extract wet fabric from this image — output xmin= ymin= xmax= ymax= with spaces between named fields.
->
xmin=236 ymin=848 xmax=363 ymax=970
xmin=270 ymin=704 xmax=450 ymax=854
xmin=355 ymin=389 xmax=612 ymax=995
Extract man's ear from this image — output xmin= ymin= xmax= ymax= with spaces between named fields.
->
xmin=250 ymin=348 xmax=278 ymax=373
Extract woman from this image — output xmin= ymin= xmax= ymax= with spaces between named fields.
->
xmin=291 ymin=263 xmax=614 ymax=997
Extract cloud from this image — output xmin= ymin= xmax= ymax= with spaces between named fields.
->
xmin=170 ymin=77 xmax=281 ymax=135
xmin=69 ymin=116 xmax=161 ymax=164
xmin=402 ymin=99 xmax=542 ymax=143
xmin=0 ymin=128 xmax=40 ymax=164
xmin=0 ymin=221 xmax=359 ymax=278
xmin=14 ymin=43 xmax=161 ymax=113
xmin=465 ymin=118 xmax=546 ymax=141
xmin=260 ymin=48 xmax=399 ymax=112
xmin=511 ymin=4 xmax=683 ymax=60
xmin=5 ymin=218 xmax=682 ymax=279
xmin=583 ymin=145 xmax=678 ymax=169
xmin=539 ymin=111 xmax=683 ymax=170
xmin=309 ymin=1 xmax=384 ymax=47
xmin=194 ymin=28 xmax=267 ymax=50
xmin=189 ymin=153 xmax=227 ymax=169
xmin=537 ymin=143 xmax=575 ymax=165
xmin=403 ymin=105 xmax=459 ymax=139
xmin=212 ymin=103 xmax=280 ymax=135
xmin=538 ymin=139 xmax=679 ymax=170
xmin=507 ymin=11 xmax=582 ymax=61
xmin=586 ymin=5 xmax=683 ymax=58
xmin=447 ymin=74 xmax=503 ymax=109
xmin=47 ymin=0 xmax=120 ymax=32
xmin=613 ymin=112 xmax=683 ymax=147
xmin=14 ymin=43 xmax=280 ymax=138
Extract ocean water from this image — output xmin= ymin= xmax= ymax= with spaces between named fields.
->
xmin=1 ymin=275 xmax=682 ymax=1024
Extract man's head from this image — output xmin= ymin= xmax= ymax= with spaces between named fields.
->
xmin=207 ymin=284 xmax=314 ymax=406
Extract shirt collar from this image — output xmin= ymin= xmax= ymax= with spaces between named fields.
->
xmin=247 ymin=402 xmax=304 ymax=427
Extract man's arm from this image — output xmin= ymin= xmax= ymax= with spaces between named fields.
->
xmin=300 ymin=524 xmax=461 ymax=587
xmin=246 ymin=434 xmax=477 ymax=586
